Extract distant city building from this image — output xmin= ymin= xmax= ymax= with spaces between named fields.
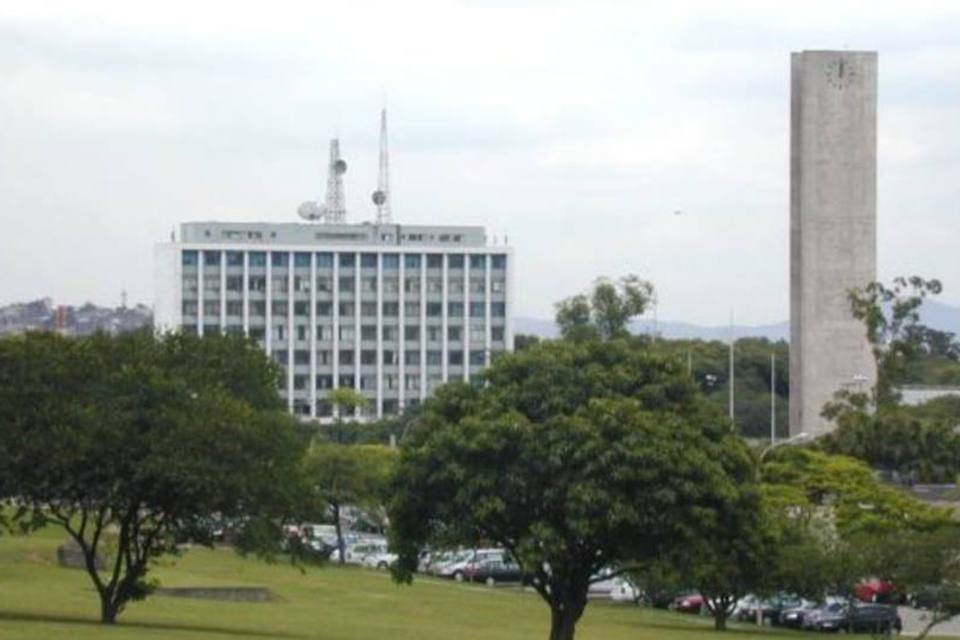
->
xmin=154 ymin=222 xmax=513 ymax=421
xmin=0 ymin=298 xmax=151 ymax=337
xmin=789 ymin=50 xmax=878 ymax=437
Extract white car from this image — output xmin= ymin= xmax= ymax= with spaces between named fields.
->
xmin=361 ymin=550 xmax=399 ymax=570
xmin=441 ymin=548 xmax=505 ymax=581
xmin=343 ymin=541 xmax=388 ymax=565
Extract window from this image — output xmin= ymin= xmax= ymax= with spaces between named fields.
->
xmin=339 ymin=302 xmax=354 ymax=316
xmin=426 ymin=254 xmax=442 ymax=268
xmin=427 ymin=373 xmax=442 ymax=390
xmin=316 ymin=252 xmax=333 ymax=268
xmin=182 ymin=301 xmax=197 ymax=315
xmin=339 ymin=374 xmax=355 ymax=388
xmin=294 ymin=275 xmax=311 ymax=292
xmin=339 ymin=326 xmax=355 ymax=341
xmin=248 ymin=275 xmax=266 ymax=291
xmin=316 ymin=401 xmax=332 ymax=418
xmin=404 ymin=278 xmax=421 ymax=294
xmin=426 ymin=278 xmax=442 ymax=293
xmin=404 ymin=254 xmax=421 ymax=269
xmin=204 ymin=275 xmax=220 ymax=292
xmin=471 ymin=302 xmax=486 ymax=317
xmin=471 ymin=321 xmax=485 ymax=343
xmin=360 ymin=375 xmax=376 ymax=390
xmin=361 ymin=302 xmax=377 ymax=316
xmin=362 ymin=277 xmax=377 ymax=293
xmin=339 ymin=253 xmax=355 ymax=268
xmin=339 ymin=350 xmax=354 ymax=365
xmin=226 ymin=251 xmax=243 ymax=266
xmin=272 ymin=350 xmax=288 ymax=365
xmin=296 ymin=325 xmax=308 ymax=341
xmin=470 ymin=350 xmax=485 ymax=366
xmin=469 ymin=278 xmax=485 ymax=294
xmin=426 ymin=326 xmax=442 ymax=342
xmin=250 ymin=301 xmax=265 ymax=317
xmin=317 ymin=349 xmax=331 ymax=364
xmin=361 ymin=253 xmax=377 ymax=268
xmin=383 ymin=278 xmax=399 ymax=293
xmin=272 ymin=276 xmax=288 ymax=294
xmin=492 ymin=302 xmax=506 ymax=317
xmin=274 ymin=325 xmax=286 ymax=341
xmin=182 ymin=251 xmax=198 ymax=266
xmin=226 ymin=275 xmax=243 ymax=292
xmin=182 ymin=275 xmax=198 ymax=293
xmin=204 ymin=251 xmax=221 ymax=266
xmin=249 ymin=326 xmax=265 ymax=340
xmin=294 ymin=252 xmax=310 ymax=268
xmin=316 ymin=301 xmax=332 ymax=316
xmin=294 ymin=301 xmax=309 ymax=316
xmin=226 ymin=301 xmax=243 ymax=316
xmin=448 ymin=254 xmax=464 ymax=269
xmin=491 ymin=279 xmax=505 ymax=293
xmin=383 ymin=350 xmax=396 ymax=365
xmin=249 ymin=252 xmax=266 ymax=267
xmin=361 ymin=325 xmax=377 ymax=341
xmin=404 ymin=326 xmax=420 ymax=341
xmin=316 ymin=276 xmax=332 ymax=292
xmin=405 ymin=350 xmax=421 ymax=365
xmin=293 ymin=374 xmax=308 ymax=391
xmin=272 ymin=300 xmax=288 ymax=315
xmin=316 ymin=326 xmax=331 ymax=341
xmin=271 ymin=252 xmax=288 ymax=267
xmin=404 ymin=302 xmax=420 ymax=317
xmin=383 ymin=302 xmax=399 ymax=317
xmin=339 ymin=276 xmax=355 ymax=292
xmin=203 ymin=324 xmax=221 ymax=336
xmin=294 ymin=350 xmax=309 ymax=365
xmin=361 ymin=350 xmax=376 ymax=365
xmin=426 ymin=302 xmax=442 ymax=317
xmin=316 ymin=375 xmax=333 ymax=390
xmin=449 ymin=351 xmax=464 ymax=365
xmin=492 ymin=326 xmax=505 ymax=341
xmin=203 ymin=300 xmax=219 ymax=316
xmin=469 ymin=254 xmax=486 ymax=270
xmin=384 ymin=375 xmax=398 ymax=391
xmin=448 ymin=326 xmax=462 ymax=341
xmin=426 ymin=350 xmax=442 ymax=366
xmin=491 ymin=255 xmax=507 ymax=269
xmin=383 ymin=254 xmax=399 ymax=269
xmin=448 ymin=302 xmax=464 ymax=318
xmin=383 ymin=326 xmax=398 ymax=342
xmin=226 ymin=324 xmax=244 ymax=336
xmin=448 ymin=279 xmax=464 ymax=293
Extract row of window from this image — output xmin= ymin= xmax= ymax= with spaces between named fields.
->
xmin=184 ymin=274 xmax=506 ymax=295
xmin=183 ymin=250 xmax=507 ymax=270
xmin=269 ymin=323 xmax=500 ymax=343
xmin=183 ymin=299 xmax=507 ymax=319
xmin=293 ymin=369 xmax=479 ymax=393
xmin=273 ymin=348 xmax=491 ymax=368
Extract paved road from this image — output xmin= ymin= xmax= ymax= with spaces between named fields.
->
xmin=900 ymin=606 xmax=960 ymax=637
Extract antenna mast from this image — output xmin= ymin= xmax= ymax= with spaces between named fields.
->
xmin=371 ymin=108 xmax=392 ymax=224
xmin=325 ymin=139 xmax=348 ymax=223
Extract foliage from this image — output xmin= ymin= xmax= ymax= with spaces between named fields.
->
xmin=388 ymin=339 xmax=754 ymax=640
xmin=514 ymin=333 xmax=542 ymax=351
xmin=555 ymin=275 xmax=654 ymax=341
xmin=0 ymin=330 xmax=304 ymax=623
xmin=302 ymin=443 xmax=397 ymax=562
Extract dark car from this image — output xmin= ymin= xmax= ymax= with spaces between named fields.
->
xmin=671 ymin=593 xmax=705 ymax=614
xmin=778 ymin=601 xmax=818 ymax=628
xmin=811 ymin=604 xmax=902 ymax=634
xmin=910 ymin=585 xmax=960 ymax=610
xmin=464 ymin=558 xmax=526 ymax=586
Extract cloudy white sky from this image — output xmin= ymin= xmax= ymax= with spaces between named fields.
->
xmin=1 ymin=1 xmax=958 ymax=325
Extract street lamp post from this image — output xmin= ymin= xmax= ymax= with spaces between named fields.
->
xmin=756 ymin=431 xmax=811 ymax=482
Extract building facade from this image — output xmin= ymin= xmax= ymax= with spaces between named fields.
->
xmin=789 ymin=50 xmax=878 ymax=437
xmin=155 ymin=222 xmax=513 ymax=421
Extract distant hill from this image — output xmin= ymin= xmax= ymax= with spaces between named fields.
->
xmin=515 ymin=299 xmax=960 ymax=342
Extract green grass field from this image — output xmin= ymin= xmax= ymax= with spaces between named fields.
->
xmin=0 ymin=527 xmax=941 ymax=639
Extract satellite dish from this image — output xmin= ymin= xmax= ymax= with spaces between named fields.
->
xmin=371 ymin=190 xmax=387 ymax=206
xmin=297 ymin=201 xmax=325 ymax=221
xmin=334 ymin=159 xmax=347 ymax=175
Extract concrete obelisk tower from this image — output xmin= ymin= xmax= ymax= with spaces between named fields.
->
xmin=789 ymin=50 xmax=878 ymax=437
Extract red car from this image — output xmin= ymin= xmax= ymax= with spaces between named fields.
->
xmin=855 ymin=579 xmax=897 ymax=603
xmin=671 ymin=593 xmax=705 ymax=614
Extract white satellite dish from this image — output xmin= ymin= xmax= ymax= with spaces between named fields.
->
xmin=297 ymin=201 xmax=327 ymax=221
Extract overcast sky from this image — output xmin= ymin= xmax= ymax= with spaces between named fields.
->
xmin=1 ymin=1 xmax=958 ymax=325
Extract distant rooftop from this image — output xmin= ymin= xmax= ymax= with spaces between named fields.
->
xmin=178 ymin=222 xmax=501 ymax=249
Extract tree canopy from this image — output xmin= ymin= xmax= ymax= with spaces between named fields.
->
xmin=554 ymin=275 xmax=654 ymax=341
xmin=0 ymin=330 xmax=304 ymax=623
xmin=388 ymin=338 xmax=756 ymax=640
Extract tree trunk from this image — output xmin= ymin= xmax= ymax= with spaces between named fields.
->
xmin=100 ymin=596 xmax=119 ymax=624
xmin=334 ymin=503 xmax=345 ymax=564
xmin=548 ymin=606 xmax=579 ymax=640
xmin=714 ymin=607 xmax=728 ymax=631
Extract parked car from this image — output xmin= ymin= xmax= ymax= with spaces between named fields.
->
xmin=609 ymin=577 xmax=642 ymax=603
xmin=671 ymin=593 xmax=704 ymax=614
xmin=343 ymin=541 xmax=389 ymax=565
xmin=910 ymin=584 xmax=960 ymax=610
xmin=465 ymin=558 xmax=526 ymax=586
xmin=778 ymin=600 xmax=819 ymax=628
xmin=801 ymin=601 xmax=848 ymax=631
xmin=442 ymin=548 xmax=505 ymax=581
xmin=855 ymin=578 xmax=898 ymax=603
xmin=360 ymin=549 xmax=398 ymax=570
xmin=809 ymin=603 xmax=902 ymax=634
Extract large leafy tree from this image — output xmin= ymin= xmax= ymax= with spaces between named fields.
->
xmin=302 ymin=443 xmax=397 ymax=563
xmin=388 ymin=339 xmax=756 ymax=640
xmin=0 ymin=330 xmax=305 ymax=623
xmin=555 ymin=275 xmax=654 ymax=341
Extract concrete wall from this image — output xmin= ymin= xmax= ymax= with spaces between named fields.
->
xmin=789 ymin=50 xmax=878 ymax=437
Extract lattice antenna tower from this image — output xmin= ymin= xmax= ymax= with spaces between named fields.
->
xmin=371 ymin=108 xmax=392 ymax=224
xmin=324 ymin=139 xmax=348 ymax=223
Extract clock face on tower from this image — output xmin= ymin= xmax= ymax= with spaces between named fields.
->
xmin=825 ymin=58 xmax=857 ymax=89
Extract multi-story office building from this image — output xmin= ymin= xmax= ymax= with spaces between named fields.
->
xmin=154 ymin=222 xmax=513 ymax=421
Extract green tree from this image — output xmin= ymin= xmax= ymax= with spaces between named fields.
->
xmin=302 ymin=443 xmax=397 ymax=563
xmin=388 ymin=339 xmax=755 ymax=640
xmin=323 ymin=387 xmax=370 ymax=443
xmin=555 ymin=275 xmax=654 ymax=340
xmin=0 ymin=330 xmax=304 ymax=623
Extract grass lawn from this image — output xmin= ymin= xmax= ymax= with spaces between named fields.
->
xmin=0 ymin=527 xmax=943 ymax=639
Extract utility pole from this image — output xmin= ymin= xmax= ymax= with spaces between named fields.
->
xmin=371 ymin=108 xmax=392 ymax=225
xmin=770 ymin=352 xmax=776 ymax=446
xmin=728 ymin=311 xmax=735 ymax=422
